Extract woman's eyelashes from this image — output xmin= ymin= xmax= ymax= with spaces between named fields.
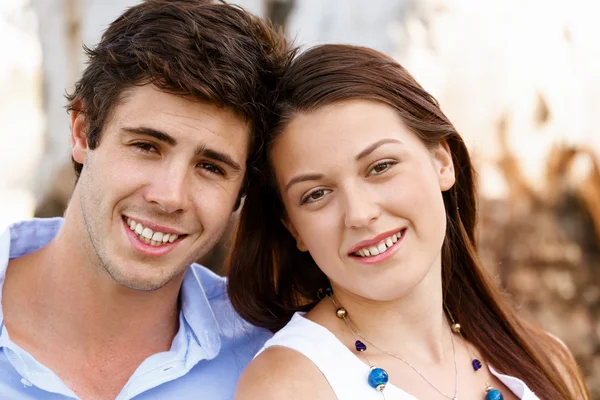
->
xmin=298 ymin=160 xmax=400 ymax=206
xmin=300 ymin=188 xmax=331 ymax=205
xmin=367 ymin=160 xmax=398 ymax=176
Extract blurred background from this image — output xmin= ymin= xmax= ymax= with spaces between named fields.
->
xmin=1 ymin=0 xmax=599 ymax=395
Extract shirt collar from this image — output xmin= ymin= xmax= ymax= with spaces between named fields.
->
xmin=179 ymin=265 xmax=222 ymax=359
xmin=0 ymin=218 xmax=64 ymax=327
xmin=0 ymin=224 xmax=9 ymax=326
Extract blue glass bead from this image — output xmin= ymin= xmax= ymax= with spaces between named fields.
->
xmin=472 ymin=358 xmax=482 ymax=371
xmin=485 ymin=389 xmax=504 ymax=400
xmin=367 ymin=367 xmax=388 ymax=390
xmin=324 ymin=287 xmax=333 ymax=297
xmin=355 ymin=340 xmax=367 ymax=352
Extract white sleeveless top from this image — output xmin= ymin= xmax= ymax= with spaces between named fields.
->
xmin=258 ymin=313 xmax=540 ymax=400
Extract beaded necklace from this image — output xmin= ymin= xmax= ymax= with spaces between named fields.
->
xmin=321 ymin=287 xmax=504 ymax=400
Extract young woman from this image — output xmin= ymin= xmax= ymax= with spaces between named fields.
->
xmin=228 ymin=44 xmax=590 ymax=400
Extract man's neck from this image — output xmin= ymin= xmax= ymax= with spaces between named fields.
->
xmin=2 ymin=215 xmax=184 ymax=399
xmin=6 ymin=215 xmax=182 ymax=352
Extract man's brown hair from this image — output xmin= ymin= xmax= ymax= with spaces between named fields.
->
xmin=66 ymin=0 xmax=292 ymax=178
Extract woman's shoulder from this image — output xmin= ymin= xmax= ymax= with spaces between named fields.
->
xmin=235 ymin=313 xmax=340 ymax=400
xmin=235 ymin=345 xmax=335 ymax=400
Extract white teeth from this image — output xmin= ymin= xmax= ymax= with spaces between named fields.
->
xmin=354 ymin=230 xmax=404 ymax=258
xmin=152 ymin=231 xmax=163 ymax=242
xmin=142 ymin=228 xmax=153 ymax=239
xmin=125 ymin=217 xmax=181 ymax=246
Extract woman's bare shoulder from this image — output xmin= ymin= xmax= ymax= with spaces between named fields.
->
xmin=235 ymin=345 xmax=335 ymax=400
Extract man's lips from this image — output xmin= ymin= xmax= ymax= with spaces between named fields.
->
xmin=122 ymin=215 xmax=186 ymax=236
xmin=122 ymin=217 xmax=184 ymax=258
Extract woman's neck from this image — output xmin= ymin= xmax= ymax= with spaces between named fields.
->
xmin=308 ymin=270 xmax=453 ymax=364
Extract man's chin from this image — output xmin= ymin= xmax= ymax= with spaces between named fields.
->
xmin=117 ymin=278 xmax=171 ymax=292
xmin=105 ymin=265 xmax=182 ymax=292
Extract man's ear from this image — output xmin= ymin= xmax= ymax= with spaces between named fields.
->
xmin=233 ymin=176 xmax=248 ymax=212
xmin=71 ymin=103 xmax=90 ymax=165
xmin=233 ymin=194 xmax=243 ymax=212
xmin=433 ymin=140 xmax=455 ymax=191
xmin=281 ymin=218 xmax=308 ymax=252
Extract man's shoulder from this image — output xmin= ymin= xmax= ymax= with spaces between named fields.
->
xmin=5 ymin=217 xmax=64 ymax=236
xmin=2 ymin=218 xmax=63 ymax=259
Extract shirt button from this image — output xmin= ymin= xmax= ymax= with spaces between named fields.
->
xmin=21 ymin=378 xmax=33 ymax=387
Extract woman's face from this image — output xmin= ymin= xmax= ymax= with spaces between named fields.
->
xmin=271 ymin=99 xmax=455 ymax=301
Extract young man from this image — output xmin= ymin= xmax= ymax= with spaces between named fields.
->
xmin=0 ymin=1 xmax=292 ymax=399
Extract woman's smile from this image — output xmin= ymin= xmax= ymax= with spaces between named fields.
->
xmin=348 ymin=228 xmax=407 ymax=264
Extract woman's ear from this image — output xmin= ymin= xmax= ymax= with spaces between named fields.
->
xmin=433 ymin=140 xmax=455 ymax=191
xmin=71 ymin=102 xmax=90 ymax=165
xmin=281 ymin=218 xmax=308 ymax=252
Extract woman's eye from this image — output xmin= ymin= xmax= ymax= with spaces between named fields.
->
xmin=369 ymin=161 xmax=396 ymax=176
xmin=198 ymin=163 xmax=225 ymax=177
xmin=301 ymin=189 xmax=330 ymax=205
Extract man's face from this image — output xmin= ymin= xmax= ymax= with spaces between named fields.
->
xmin=73 ymin=85 xmax=249 ymax=290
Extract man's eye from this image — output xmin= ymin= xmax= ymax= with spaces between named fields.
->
xmin=132 ymin=142 xmax=157 ymax=153
xmin=198 ymin=163 xmax=225 ymax=176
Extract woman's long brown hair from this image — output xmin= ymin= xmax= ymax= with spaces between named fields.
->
xmin=228 ymin=44 xmax=589 ymax=399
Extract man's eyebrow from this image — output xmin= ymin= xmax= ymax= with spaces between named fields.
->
xmin=284 ymin=173 xmax=324 ymax=193
xmin=122 ymin=127 xmax=242 ymax=172
xmin=355 ymin=138 xmax=403 ymax=161
xmin=195 ymin=146 xmax=242 ymax=172
xmin=121 ymin=127 xmax=177 ymax=146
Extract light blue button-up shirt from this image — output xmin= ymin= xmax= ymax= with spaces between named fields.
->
xmin=0 ymin=218 xmax=271 ymax=399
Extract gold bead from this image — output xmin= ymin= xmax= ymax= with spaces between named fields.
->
xmin=377 ymin=384 xmax=386 ymax=392
xmin=451 ymin=323 xmax=461 ymax=333
xmin=336 ymin=307 xmax=347 ymax=319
